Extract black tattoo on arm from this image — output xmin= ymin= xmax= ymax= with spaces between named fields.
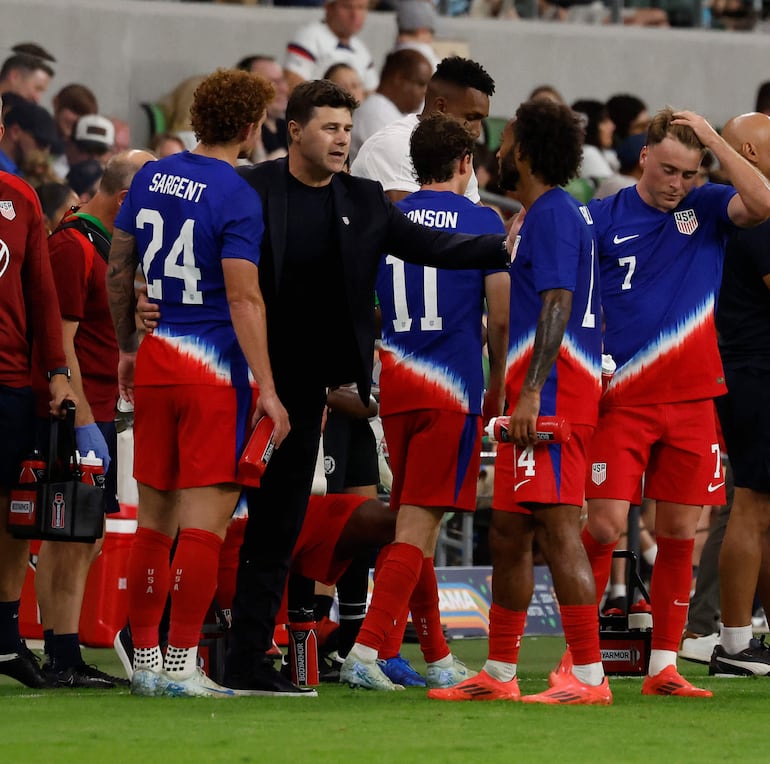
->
xmin=107 ymin=229 xmax=140 ymax=353
xmin=523 ymin=288 xmax=573 ymax=393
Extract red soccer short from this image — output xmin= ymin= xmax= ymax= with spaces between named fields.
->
xmin=585 ymin=399 xmax=725 ymax=506
xmin=493 ymin=424 xmax=594 ymax=514
xmin=291 ymin=493 xmax=368 ymax=587
xmin=133 ymin=384 xmax=256 ymax=491
xmin=383 ymin=410 xmax=481 ymax=512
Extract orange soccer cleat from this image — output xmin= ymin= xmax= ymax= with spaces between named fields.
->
xmin=548 ymin=647 xmax=573 ymax=687
xmin=427 ymin=670 xmax=520 ymax=701
xmin=641 ymin=665 xmax=713 ymax=698
xmin=521 ymin=672 xmax=612 ymax=705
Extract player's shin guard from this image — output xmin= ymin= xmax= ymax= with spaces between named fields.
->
xmin=581 ymin=526 xmax=617 ymax=606
xmin=650 ymin=535 xmax=695 ymax=652
xmin=356 ymin=542 xmax=422 ymax=653
xmin=167 ymin=528 xmax=223 ymax=648
xmin=127 ymin=527 xmax=174 ymax=648
xmin=410 ymin=557 xmax=448 ymax=663
xmin=487 ymin=603 xmax=526 ymax=665
xmin=560 ymin=604 xmax=601 ymax=666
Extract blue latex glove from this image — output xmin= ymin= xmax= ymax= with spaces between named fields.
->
xmin=75 ymin=423 xmax=111 ymax=474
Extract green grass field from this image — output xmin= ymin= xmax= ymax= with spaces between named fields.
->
xmin=2 ymin=637 xmax=766 ymax=764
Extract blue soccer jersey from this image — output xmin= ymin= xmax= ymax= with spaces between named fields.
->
xmin=376 ymin=190 xmax=506 ymax=416
xmin=115 ymin=152 xmax=264 ymax=389
xmin=589 ymin=182 xmax=736 ymax=405
xmin=506 ymin=187 xmax=602 ymax=427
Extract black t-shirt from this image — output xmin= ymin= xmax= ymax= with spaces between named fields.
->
xmin=273 ymin=173 xmax=359 ymax=386
xmin=716 ymin=219 xmax=770 ymax=369
xmin=262 ymin=119 xmax=288 ymax=155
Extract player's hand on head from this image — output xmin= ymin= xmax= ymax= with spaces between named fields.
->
xmin=671 ymin=111 xmax=719 ymax=148
xmin=254 ymin=391 xmax=290 ymax=447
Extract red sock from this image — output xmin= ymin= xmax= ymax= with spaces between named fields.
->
xmin=488 ymin=603 xmax=526 ymax=665
xmin=127 ymin=527 xmax=174 ymax=648
xmin=375 ymin=544 xmax=408 ymax=660
xmin=216 ymin=518 xmax=246 ymax=612
xmin=650 ymin=535 xmax=695 ymax=652
xmin=167 ymin=528 xmax=223 ymax=648
xmin=560 ymin=604 xmax=601 ymax=665
xmin=409 ymin=557 xmax=449 ymax=663
xmin=581 ymin=526 xmax=617 ymax=606
xmin=356 ymin=542 xmax=423 ymax=653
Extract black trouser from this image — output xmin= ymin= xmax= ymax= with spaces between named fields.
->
xmin=226 ymin=384 xmax=326 ymax=668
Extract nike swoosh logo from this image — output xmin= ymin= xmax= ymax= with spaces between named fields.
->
xmin=613 ymin=234 xmax=640 ymax=244
xmin=673 ymin=600 xmax=689 ymax=607
xmin=707 ymin=482 xmax=725 ymax=493
xmin=514 ymin=479 xmax=531 ymax=491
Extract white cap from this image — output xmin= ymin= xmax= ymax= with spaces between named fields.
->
xmin=73 ymin=114 xmax=115 ymax=150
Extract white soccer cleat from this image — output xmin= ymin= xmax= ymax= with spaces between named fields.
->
xmin=426 ymin=655 xmax=478 ymax=688
xmin=163 ymin=668 xmax=237 ymax=698
xmin=340 ymin=653 xmax=405 ymax=691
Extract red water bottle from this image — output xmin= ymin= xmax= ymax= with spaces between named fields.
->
xmin=288 ymin=610 xmax=319 ymax=686
xmin=19 ymin=451 xmax=46 ymax=484
xmin=236 ymin=416 xmax=275 ymax=487
xmin=485 ymin=416 xmax=571 ymax=445
xmin=78 ymin=450 xmax=105 ymax=488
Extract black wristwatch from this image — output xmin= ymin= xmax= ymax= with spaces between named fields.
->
xmin=47 ymin=366 xmax=71 ymax=381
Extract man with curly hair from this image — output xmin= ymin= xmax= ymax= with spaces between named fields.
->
xmin=106 ymin=68 xmax=289 ymax=698
xmin=430 ymin=99 xmax=610 ymax=705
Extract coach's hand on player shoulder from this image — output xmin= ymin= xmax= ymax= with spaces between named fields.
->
xmin=254 ymin=390 xmax=291 ymax=447
xmin=509 ymin=388 xmax=540 ymax=448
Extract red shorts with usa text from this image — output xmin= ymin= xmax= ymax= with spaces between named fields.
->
xmin=383 ymin=410 xmax=481 ymax=512
xmin=493 ymin=425 xmax=594 ymax=513
xmin=585 ymin=399 xmax=725 ymax=506
xmin=133 ymin=384 xmax=256 ymax=491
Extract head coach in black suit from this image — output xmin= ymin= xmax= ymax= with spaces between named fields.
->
xmin=223 ymin=80 xmax=510 ymax=695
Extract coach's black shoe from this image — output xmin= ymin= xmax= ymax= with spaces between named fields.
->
xmin=224 ymin=658 xmax=317 ymax=697
xmin=709 ymin=637 xmax=770 ymax=676
xmin=46 ymin=661 xmax=129 ymax=689
xmin=0 ymin=643 xmax=49 ymax=688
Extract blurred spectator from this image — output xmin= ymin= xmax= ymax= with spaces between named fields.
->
xmin=0 ymin=99 xmax=58 ymax=179
xmin=51 ymin=84 xmax=99 ymax=178
xmin=64 ymin=115 xmax=115 ymax=173
xmin=593 ymin=132 xmax=644 ymax=199
xmin=323 ymin=62 xmax=366 ymax=105
xmin=35 ymin=180 xmax=79 ymax=234
xmin=0 ymin=53 xmax=54 ymax=104
xmin=11 ymin=42 xmax=56 ymax=63
xmin=350 ymin=49 xmax=432 ymax=162
xmin=392 ymin=0 xmax=441 ymax=70
xmin=284 ymin=0 xmax=377 ymax=94
xmin=572 ymin=98 xmax=617 ymax=184
xmin=148 ymin=132 xmax=186 ymax=158
xmin=539 ymin=0 xmax=668 ymax=25
xmin=529 ymin=84 xmax=565 ymax=104
xmin=712 ymin=0 xmax=757 ymax=29
xmin=606 ymin=93 xmax=650 ymax=146
xmin=756 ymin=81 xmax=770 ymax=115
xmin=469 ymin=0 xmax=519 ymax=17
xmin=109 ymin=117 xmax=132 ymax=156
xmin=67 ymin=158 xmax=104 ymax=203
xmin=237 ymin=55 xmax=290 ymax=159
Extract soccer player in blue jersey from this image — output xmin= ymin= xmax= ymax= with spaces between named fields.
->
xmin=106 ymin=69 xmax=290 ymax=698
xmin=581 ymin=107 xmax=770 ymax=697
xmin=431 ymin=98 xmax=611 ymax=705
xmin=340 ymin=113 xmax=510 ymax=691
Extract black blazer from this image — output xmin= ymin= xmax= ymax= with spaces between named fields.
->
xmin=238 ymin=158 xmax=508 ymax=402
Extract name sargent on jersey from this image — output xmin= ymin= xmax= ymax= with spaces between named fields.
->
xmin=148 ymin=173 xmax=207 ymax=203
